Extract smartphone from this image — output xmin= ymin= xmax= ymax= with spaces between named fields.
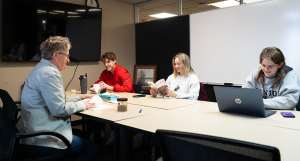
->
xmin=281 ymin=112 xmax=295 ymax=118
xmin=132 ymin=94 xmax=146 ymax=98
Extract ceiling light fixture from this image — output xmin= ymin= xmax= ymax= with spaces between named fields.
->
xmin=37 ymin=10 xmax=46 ymax=13
xmin=209 ymin=0 xmax=239 ymax=8
xmin=52 ymin=10 xmax=64 ymax=13
xmin=68 ymin=12 xmax=78 ymax=14
xmin=150 ymin=13 xmax=177 ymax=18
xmin=76 ymin=9 xmax=86 ymax=12
xmin=89 ymin=9 xmax=102 ymax=12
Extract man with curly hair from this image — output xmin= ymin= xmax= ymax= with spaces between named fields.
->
xmin=91 ymin=51 xmax=134 ymax=92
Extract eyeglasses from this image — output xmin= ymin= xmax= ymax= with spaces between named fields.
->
xmin=58 ymin=52 xmax=70 ymax=59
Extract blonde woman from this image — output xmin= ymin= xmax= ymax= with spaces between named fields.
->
xmin=243 ymin=47 xmax=300 ymax=110
xmin=150 ymin=53 xmax=200 ymax=100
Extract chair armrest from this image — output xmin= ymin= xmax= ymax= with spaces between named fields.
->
xmin=14 ymin=131 xmax=73 ymax=160
xmin=14 ymin=101 xmax=21 ymax=104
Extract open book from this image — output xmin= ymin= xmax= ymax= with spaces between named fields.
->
xmin=80 ymin=96 xmax=112 ymax=111
xmin=147 ymin=79 xmax=168 ymax=97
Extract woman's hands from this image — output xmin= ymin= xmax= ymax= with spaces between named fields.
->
xmin=150 ymin=87 xmax=177 ymax=98
xmin=150 ymin=89 xmax=159 ymax=97
xmin=164 ymin=86 xmax=177 ymax=98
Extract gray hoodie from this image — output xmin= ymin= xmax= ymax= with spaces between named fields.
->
xmin=242 ymin=66 xmax=300 ymax=110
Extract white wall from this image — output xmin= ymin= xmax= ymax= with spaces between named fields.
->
xmin=190 ymin=0 xmax=300 ymax=84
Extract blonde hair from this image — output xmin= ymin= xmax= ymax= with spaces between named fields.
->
xmin=255 ymin=47 xmax=286 ymax=88
xmin=172 ymin=53 xmax=194 ymax=78
xmin=40 ymin=36 xmax=71 ymax=60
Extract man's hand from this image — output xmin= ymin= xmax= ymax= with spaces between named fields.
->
xmin=82 ymin=100 xmax=96 ymax=109
xmin=99 ymin=81 xmax=114 ymax=91
xmin=82 ymin=95 xmax=93 ymax=100
xmin=164 ymin=86 xmax=177 ymax=98
xmin=150 ymin=89 xmax=158 ymax=97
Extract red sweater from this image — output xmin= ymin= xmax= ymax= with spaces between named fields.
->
xmin=91 ymin=64 xmax=134 ymax=93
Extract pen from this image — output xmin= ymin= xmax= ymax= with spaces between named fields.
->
xmin=139 ymin=109 xmax=142 ymax=113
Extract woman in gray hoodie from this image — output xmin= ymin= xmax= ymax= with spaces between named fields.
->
xmin=243 ymin=47 xmax=300 ymax=110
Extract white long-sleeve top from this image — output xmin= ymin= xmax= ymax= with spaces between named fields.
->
xmin=166 ymin=73 xmax=200 ymax=100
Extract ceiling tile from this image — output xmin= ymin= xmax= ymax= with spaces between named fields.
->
xmin=139 ymin=2 xmax=165 ymax=10
xmin=182 ymin=1 xmax=200 ymax=8
xmin=188 ymin=5 xmax=219 ymax=13
xmin=193 ymin=0 xmax=224 ymax=3
xmin=153 ymin=5 xmax=178 ymax=12
xmin=159 ymin=0 xmax=178 ymax=5
xmin=139 ymin=9 xmax=162 ymax=16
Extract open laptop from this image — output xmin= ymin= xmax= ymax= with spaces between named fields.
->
xmin=214 ymin=86 xmax=276 ymax=118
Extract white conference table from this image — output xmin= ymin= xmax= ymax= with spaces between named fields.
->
xmin=115 ymin=105 xmax=300 ymax=161
xmin=182 ymin=101 xmax=300 ymax=131
xmin=67 ymin=91 xmax=164 ymax=161
xmin=112 ymin=92 xmax=200 ymax=110
xmin=67 ymin=91 xmax=200 ymax=110
xmin=67 ymin=91 xmax=300 ymax=161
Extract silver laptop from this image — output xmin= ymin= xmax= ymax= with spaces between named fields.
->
xmin=214 ymin=86 xmax=276 ymax=118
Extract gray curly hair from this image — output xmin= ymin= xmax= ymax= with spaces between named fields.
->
xmin=40 ymin=36 xmax=72 ymax=60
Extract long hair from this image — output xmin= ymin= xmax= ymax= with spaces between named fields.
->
xmin=255 ymin=47 xmax=286 ymax=88
xmin=172 ymin=53 xmax=194 ymax=78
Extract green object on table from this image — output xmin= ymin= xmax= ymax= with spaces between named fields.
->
xmin=99 ymin=94 xmax=119 ymax=102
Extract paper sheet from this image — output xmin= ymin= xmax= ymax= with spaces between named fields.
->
xmin=80 ymin=96 xmax=113 ymax=111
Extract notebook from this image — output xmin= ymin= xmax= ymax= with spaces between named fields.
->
xmin=214 ymin=86 xmax=276 ymax=117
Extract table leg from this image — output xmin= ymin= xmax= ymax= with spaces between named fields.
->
xmin=82 ymin=117 xmax=86 ymax=138
xmin=114 ymin=126 xmax=120 ymax=161
xmin=94 ymin=121 xmax=102 ymax=155
xmin=119 ymin=128 xmax=133 ymax=161
xmin=151 ymin=135 xmax=161 ymax=161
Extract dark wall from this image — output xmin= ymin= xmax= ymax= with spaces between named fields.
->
xmin=135 ymin=15 xmax=190 ymax=80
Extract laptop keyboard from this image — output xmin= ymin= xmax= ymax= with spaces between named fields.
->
xmin=265 ymin=110 xmax=277 ymax=117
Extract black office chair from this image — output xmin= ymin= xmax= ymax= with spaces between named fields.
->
xmin=295 ymin=95 xmax=300 ymax=111
xmin=0 ymin=89 xmax=21 ymax=124
xmin=0 ymin=102 xmax=73 ymax=161
xmin=156 ymin=129 xmax=280 ymax=161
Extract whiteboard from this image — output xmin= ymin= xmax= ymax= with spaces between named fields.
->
xmin=190 ymin=0 xmax=300 ymax=84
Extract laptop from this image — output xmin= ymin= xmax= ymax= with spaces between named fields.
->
xmin=214 ymin=86 xmax=276 ymax=118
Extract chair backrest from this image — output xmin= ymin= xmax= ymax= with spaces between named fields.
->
xmin=0 ymin=107 xmax=19 ymax=158
xmin=0 ymin=89 xmax=19 ymax=123
xmin=156 ymin=129 xmax=280 ymax=161
xmin=197 ymin=83 xmax=209 ymax=101
xmin=295 ymin=95 xmax=300 ymax=111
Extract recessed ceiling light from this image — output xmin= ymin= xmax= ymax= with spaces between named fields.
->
xmin=89 ymin=9 xmax=102 ymax=12
xmin=209 ymin=0 xmax=239 ymax=8
xmin=68 ymin=12 xmax=78 ymax=14
xmin=68 ymin=16 xmax=81 ymax=18
xmin=52 ymin=10 xmax=64 ymax=13
xmin=150 ymin=13 xmax=177 ymax=18
xmin=76 ymin=9 xmax=86 ymax=12
xmin=49 ymin=12 xmax=59 ymax=14
xmin=37 ymin=10 xmax=46 ymax=13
